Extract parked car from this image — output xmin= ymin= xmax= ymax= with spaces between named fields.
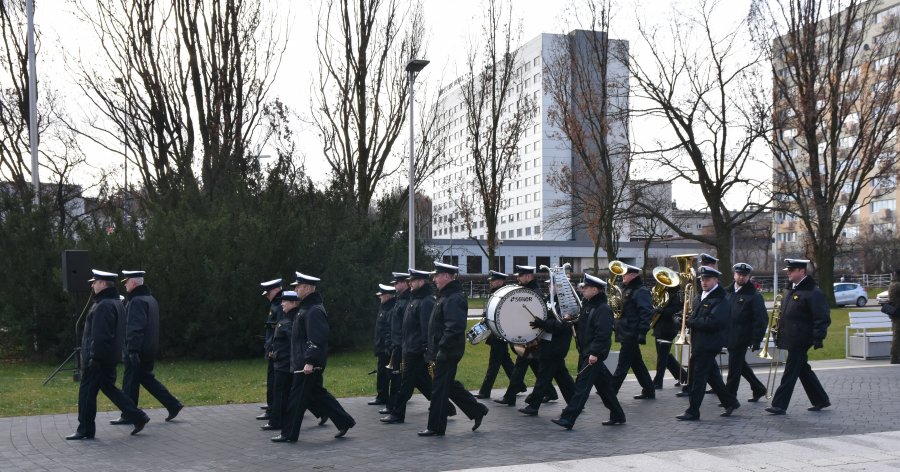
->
xmin=832 ymin=283 xmax=868 ymax=307
xmin=877 ymin=290 xmax=889 ymax=305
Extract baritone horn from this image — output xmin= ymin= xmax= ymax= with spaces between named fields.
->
xmin=607 ymin=260 xmax=627 ymax=318
xmin=650 ymin=266 xmax=680 ymax=327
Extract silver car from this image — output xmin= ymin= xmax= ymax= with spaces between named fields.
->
xmin=877 ymin=290 xmax=889 ymax=305
xmin=833 ymin=283 xmax=868 ymax=307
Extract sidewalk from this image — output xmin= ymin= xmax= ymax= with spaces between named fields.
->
xmin=0 ymin=359 xmax=896 ymax=472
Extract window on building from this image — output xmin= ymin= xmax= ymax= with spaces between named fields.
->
xmin=492 ymin=256 xmax=506 ymax=271
xmin=534 ymin=191 xmax=540 ymax=201
xmin=513 ymin=255 xmax=529 ymax=268
xmin=525 ymin=210 xmax=531 ymax=219
xmin=872 ymin=199 xmax=896 ymax=212
xmin=501 ymin=230 xmax=506 ymax=239
xmin=525 ymin=227 xmax=532 ymax=236
xmin=517 ymin=228 xmax=523 ymax=237
xmin=442 ymin=255 xmax=459 ymax=266
xmin=533 ymin=57 xmax=540 ymax=67
xmin=534 ymin=225 xmax=541 ymax=234
xmin=467 ymin=256 xmax=483 ymax=274
xmin=501 ymin=215 xmax=507 ymax=224
xmin=525 ymin=194 xmax=531 ymax=203
xmin=534 ymin=209 xmax=541 ymax=217
xmin=525 ymin=161 xmax=530 ymax=170
xmin=536 ymin=256 xmax=550 ymax=268
xmin=842 ymin=226 xmax=860 ymax=239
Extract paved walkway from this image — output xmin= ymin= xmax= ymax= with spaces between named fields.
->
xmin=1 ymin=359 xmax=898 ymax=472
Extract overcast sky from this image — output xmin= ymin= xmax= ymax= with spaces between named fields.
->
xmin=36 ymin=0 xmax=762 ymax=209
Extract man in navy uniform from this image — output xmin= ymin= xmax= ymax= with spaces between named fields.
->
xmin=261 ymin=290 xmax=299 ymax=431
xmin=652 ymin=281 xmax=688 ymax=390
xmin=67 ymin=270 xmax=150 ymax=440
xmin=766 ymin=259 xmax=831 ymax=415
xmin=476 ymin=271 xmax=515 ymax=399
xmin=370 ymin=283 xmax=396 ymax=406
xmin=418 ymin=262 xmax=489 ymax=436
xmin=273 ymin=272 xmax=356 ymax=442
xmin=382 ymin=272 xmax=411 ymax=415
xmin=675 ymin=267 xmax=740 ymax=420
xmin=258 ymin=278 xmax=283 ymax=421
xmin=611 ymin=263 xmax=656 ymax=400
xmin=551 ymin=274 xmax=625 ymax=429
xmin=725 ymin=263 xmax=768 ymax=402
xmin=110 ymin=270 xmax=182 ymax=425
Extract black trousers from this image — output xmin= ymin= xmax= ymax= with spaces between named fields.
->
xmin=427 ymin=357 xmax=486 ymax=434
xmin=612 ymin=341 xmax=656 ymax=395
xmin=653 ymin=339 xmax=687 ymax=385
xmin=725 ymin=344 xmax=766 ymax=398
xmin=392 ymin=353 xmax=433 ymax=421
xmin=268 ymin=370 xmax=293 ymax=428
xmin=685 ymin=350 xmax=738 ymax=417
xmin=265 ymin=358 xmax=274 ymax=412
xmin=122 ymin=357 xmax=180 ymax=411
xmin=77 ymin=362 xmax=146 ymax=436
xmin=387 ymin=346 xmax=402 ymax=411
xmin=560 ymin=356 xmax=624 ymax=425
xmin=526 ymin=357 xmax=575 ymax=409
xmin=501 ymin=355 xmax=539 ymax=402
xmin=478 ymin=337 xmax=515 ymax=397
xmin=375 ymin=352 xmax=390 ymax=402
xmin=281 ymin=370 xmax=355 ymax=441
xmin=771 ymin=348 xmax=829 ymax=411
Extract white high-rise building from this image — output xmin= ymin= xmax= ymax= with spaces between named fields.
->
xmin=427 ymin=30 xmax=630 ymax=244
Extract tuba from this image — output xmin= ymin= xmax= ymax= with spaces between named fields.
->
xmin=607 ymin=260 xmax=627 ymax=319
xmin=650 ymin=266 xmax=680 ymax=327
xmin=541 ymin=263 xmax=582 ymax=322
xmin=671 ymin=254 xmax=697 ymax=346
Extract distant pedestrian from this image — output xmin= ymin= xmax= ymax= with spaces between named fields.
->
xmin=110 ymin=271 xmax=182 ymax=426
xmin=887 ymin=269 xmax=900 ymax=364
xmin=67 ymin=270 xmax=150 ymax=440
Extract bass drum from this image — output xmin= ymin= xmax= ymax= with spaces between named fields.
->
xmin=485 ymin=285 xmax=548 ymax=344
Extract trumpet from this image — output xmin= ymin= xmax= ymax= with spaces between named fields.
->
xmin=759 ymin=293 xmax=783 ymax=399
xmin=607 ymin=260 xmax=627 ymax=319
xmin=650 ymin=266 xmax=680 ymax=327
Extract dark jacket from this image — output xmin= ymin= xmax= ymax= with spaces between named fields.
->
xmin=427 ymin=280 xmax=468 ymax=362
xmin=390 ymin=290 xmax=410 ymax=352
xmin=887 ymin=281 xmax=900 ymax=320
xmin=686 ymin=285 xmax=730 ymax=353
xmin=653 ymin=285 xmax=681 ymax=341
xmin=615 ymin=276 xmax=653 ymax=343
xmin=124 ymin=284 xmax=160 ymax=359
xmin=81 ymin=286 xmax=126 ymax=367
xmin=537 ymin=303 xmax=574 ymax=360
xmin=374 ymin=298 xmax=395 ymax=354
xmin=725 ymin=282 xmax=768 ymax=348
xmin=264 ymin=290 xmax=283 ymax=356
xmin=271 ymin=307 xmax=295 ymax=372
xmin=776 ymin=276 xmax=831 ymax=350
xmin=402 ymin=283 xmax=435 ymax=356
xmin=575 ymin=291 xmax=614 ymax=361
xmin=522 ymin=278 xmax=545 ymax=300
xmin=290 ymin=291 xmax=329 ymax=370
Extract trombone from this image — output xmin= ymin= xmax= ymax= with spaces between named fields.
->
xmin=758 ymin=293 xmax=784 ymax=399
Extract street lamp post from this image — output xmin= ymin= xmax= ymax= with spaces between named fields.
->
xmin=406 ymin=58 xmax=429 ymax=268
xmin=26 ymin=0 xmax=39 ymax=204
xmin=114 ymin=77 xmax=129 ymax=219
xmin=773 ymin=210 xmax=783 ymax=294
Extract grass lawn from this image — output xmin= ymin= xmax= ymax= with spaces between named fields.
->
xmin=0 ymin=307 xmax=866 ymax=418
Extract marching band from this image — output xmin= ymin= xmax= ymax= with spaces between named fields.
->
xmin=247 ymin=255 xmax=831 ymax=442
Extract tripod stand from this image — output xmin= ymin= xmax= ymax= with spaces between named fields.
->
xmin=43 ymin=293 xmax=92 ymax=385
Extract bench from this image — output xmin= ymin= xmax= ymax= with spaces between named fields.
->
xmin=846 ymin=311 xmax=893 ymax=360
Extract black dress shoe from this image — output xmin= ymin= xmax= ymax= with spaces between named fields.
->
xmin=518 ymin=405 xmax=539 ymax=416
xmin=260 ymin=423 xmax=279 ymax=431
xmin=380 ymin=414 xmax=403 ymax=424
xmin=378 ymin=408 xmax=391 ymax=414
xmin=747 ymin=391 xmax=766 ymax=402
xmin=368 ymin=399 xmax=386 ymax=406
xmin=318 ymin=416 xmax=329 ymax=426
xmin=260 ymin=405 xmax=269 ymax=410
xmin=633 ymin=393 xmax=655 ymax=400
xmin=675 ymin=391 xmax=690 ymax=398
xmin=493 ymin=397 xmax=515 ymax=406
xmin=602 ymin=419 xmax=626 ymax=426
xmin=676 ymin=413 xmax=699 ymax=421
xmin=474 ymin=393 xmax=490 ymax=399
xmin=256 ymin=413 xmax=271 ymax=421
xmin=109 ymin=416 xmax=132 ymax=425
xmin=334 ymin=421 xmax=354 ymax=438
xmin=270 ymin=435 xmax=296 ymax=443
xmin=807 ymin=401 xmax=831 ymax=411
xmin=721 ymin=403 xmax=740 ymax=417
xmin=65 ymin=432 xmax=94 ymax=440
xmin=653 ymin=383 xmax=663 ymax=390
xmin=516 ymin=386 xmax=528 ymax=394
xmin=765 ymin=406 xmax=786 ymax=415
xmin=551 ymin=418 xmax=573 ymax=430
xmin=705 ymin=389 xmax=715 ymax=395
xmin=131 ymin=415 xmax=150 ymax=435
xmin=165 ymin=403 xmax=184 ymax=422
xmin=417 ymin=429 xmax=444 ymax=437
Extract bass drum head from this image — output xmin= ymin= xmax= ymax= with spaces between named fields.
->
xmin=485 ymin=285 xmax=547 ymax=344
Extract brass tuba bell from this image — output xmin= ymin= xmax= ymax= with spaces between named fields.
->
xmin=650 ymin=266 xmax=680 ymax=327
xmin=607 ymin=260 xmax=627 ymax=318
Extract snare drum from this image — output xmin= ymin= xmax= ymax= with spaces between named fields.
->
xmin=485 ymin=285 xmax=548 ymax=344
xmin=466 ymin=319 xmax=491 ymax=345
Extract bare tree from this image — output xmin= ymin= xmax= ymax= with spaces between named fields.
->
xmin=626 ymin=180 xmax=681 ymax=276
xmin=312 ymin=0 xmax=425 ymax=213
xmin=70 ymin=0 xmax=286 ymax=201
xmin=628 ymin=0 xmax=771 ymax=285
xmin=543 ymin=1 xmax=631 ymax=271
xmin=750 ymin=0 xmax=900 ymax=304
xmin=455 ymin=0 xmax=534 ymax=270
